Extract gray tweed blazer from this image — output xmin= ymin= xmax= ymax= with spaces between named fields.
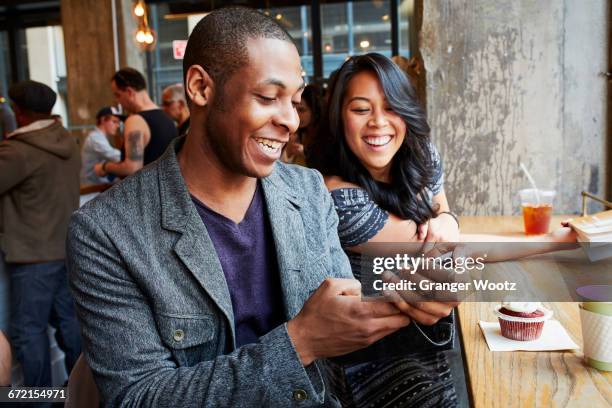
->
xmin=66 ymin=137 xmax=353 ymax=407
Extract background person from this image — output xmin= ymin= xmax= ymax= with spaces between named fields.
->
xmin=161 ymin=83 xmax=190 ymax=136
xmin=0 ymin=80 xmax=81 ymax=388
xmin=95 ymin=67 xmax=177 ymax=180
xmin=80 ymin=106 xmax=123 ymax=185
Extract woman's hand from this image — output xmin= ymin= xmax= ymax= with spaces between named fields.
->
xmin=550 ymin=221 xmax=578 ymax=243
xmin=418 ymin=213 xmax=460 ymax=243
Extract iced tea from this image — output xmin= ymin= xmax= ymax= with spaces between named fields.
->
xmin=522 ymin=204 xmax=553 ymax=235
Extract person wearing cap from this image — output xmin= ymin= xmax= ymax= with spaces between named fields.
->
xmin=94 ymin=68 xmax=178 ymax=180
xmin=161 ymin=83 xmax=190 ymax=136
xmin=80 ymin=106 xmax=123 ymax=185
xmin=0 ymin=80 xmax=81 ymax=388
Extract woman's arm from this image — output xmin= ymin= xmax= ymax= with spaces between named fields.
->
xmin=323 ymin=176 xmax=420 ymax=253
xmin=325 ymin=177 xmax=575 ymax=256
xmin=457 ymin=225 xmax=578 ymax=262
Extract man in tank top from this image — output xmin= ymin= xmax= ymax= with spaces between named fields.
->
xmin=94 ymin=68 xmax=178 ymax=179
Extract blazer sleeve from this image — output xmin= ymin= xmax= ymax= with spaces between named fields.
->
xmin=316 ymin=170 xmax=354 ymax=280
xmin=66 ymin=210 xmax=328 ymax=407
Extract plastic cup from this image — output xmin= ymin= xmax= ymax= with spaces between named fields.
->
xmin=519 ymin=189 xmax=555 ymax=235
xmin=578 ymin=285 xmax=612 ymax=371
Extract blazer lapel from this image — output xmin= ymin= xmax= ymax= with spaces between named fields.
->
xmin=158 ymin=138 xmax=236 ymax=344
xmin=262 ymin=169 xmax=309 ymax=319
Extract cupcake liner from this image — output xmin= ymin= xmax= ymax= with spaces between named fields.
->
xmin=494 ymin=306 xmax=553 ymax=341
xmin=498 ymin=319 xmax=545 ymax=341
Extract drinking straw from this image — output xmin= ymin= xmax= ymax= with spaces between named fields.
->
xmin=520 ymin=162 xmax=541 ymax=204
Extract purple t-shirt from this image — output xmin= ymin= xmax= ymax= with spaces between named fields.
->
xmin=191 ymin=183 xmax=285 ymax=348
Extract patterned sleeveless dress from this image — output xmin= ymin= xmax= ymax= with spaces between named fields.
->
xmin=326 ymin=146 xmax=462 ymax=408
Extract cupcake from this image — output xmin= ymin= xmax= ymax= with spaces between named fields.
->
xmin=494 ymin=302 xmax=552 ymax=341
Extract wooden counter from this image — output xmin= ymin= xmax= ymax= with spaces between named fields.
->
xmin=458 ymin=216 xmax=612 ymax=408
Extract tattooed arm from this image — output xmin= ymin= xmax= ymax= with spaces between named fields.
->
xmin=95 ymin=115 xmax=150 ymax=178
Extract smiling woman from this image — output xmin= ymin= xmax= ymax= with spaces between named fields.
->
xmin=310 ymin=53 xmax=463 ymax=407
xmin=310 ymin=53 xmax=444 ymax=226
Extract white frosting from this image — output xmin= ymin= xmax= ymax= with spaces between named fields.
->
xmin=501 ymin=302 xmax=542 ymax=313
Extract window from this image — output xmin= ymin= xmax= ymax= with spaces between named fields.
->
xmin=321 ymin=0 xmax=392 ymax=78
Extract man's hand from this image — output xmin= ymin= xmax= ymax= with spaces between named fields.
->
xmin=390 ymin=299 xmax=458 ymax=326
xmin=381 ymin=270 xmax=460 ymax=325
xmin=287 ymin=278 xmax=411 ymax=366
xmin=418 ymin=213 xmax=460 ymax=243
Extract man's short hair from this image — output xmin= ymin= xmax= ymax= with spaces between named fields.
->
xmin=183 ymin=7 xmax=293 ymax=103
xmin=112 ymin=68 xmax=147 ymax=91
xmin=162 ymin=83 xmax=186 ymax=105
xmin=8 ymin=80 xmax=56 ymax=114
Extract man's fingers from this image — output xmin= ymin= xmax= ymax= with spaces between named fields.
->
xmin=364 ymin=315 xmax=412 ymax=343
xmin=320 ymin=278 xmax=362 ymax=296
xmin=382 ymin=270 xmax=428 ymax=303
xmin=381 ymin=288 xmax=404 ymax=303
xmin=409 ymin=301 xmax=456 ymax=318
xmin=391 ymin=300 xmax=412 ymax=315
xmin=398 ymin=303 xmax=445 ymax=326
xmin=375 ymin=314 xmax=412 ymax=331
xmin=363 ymin=301 xmax=403 ymax=317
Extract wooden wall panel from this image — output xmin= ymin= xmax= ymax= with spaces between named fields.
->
xmin=61 ymin=0 xmax=116 ymax=131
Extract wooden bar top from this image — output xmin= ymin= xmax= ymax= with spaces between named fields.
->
xmin=458 ymin=216 xmax=612 ymax=408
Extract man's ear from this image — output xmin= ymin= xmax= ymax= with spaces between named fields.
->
xmin=124 ymin=86 xmax=138 ymax=103
xmin=186 ymin=65 xmax=213 ymax=108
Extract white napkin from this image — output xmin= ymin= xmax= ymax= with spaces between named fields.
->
xmin=479 ymin=320 xmax=579 ymax=351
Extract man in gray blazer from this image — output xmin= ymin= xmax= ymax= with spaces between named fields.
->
xmin=67 ymin=7 xmax=454 ymax=407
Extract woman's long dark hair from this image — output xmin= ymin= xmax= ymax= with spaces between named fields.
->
xmin=309 ymin=53 xmax=438 ymax=224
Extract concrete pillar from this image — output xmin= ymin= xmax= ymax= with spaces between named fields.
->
xmin=420 ymin=0 xmax=609 ymax=215
xmin=61 ymin=0 xmax=115 ymax=132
